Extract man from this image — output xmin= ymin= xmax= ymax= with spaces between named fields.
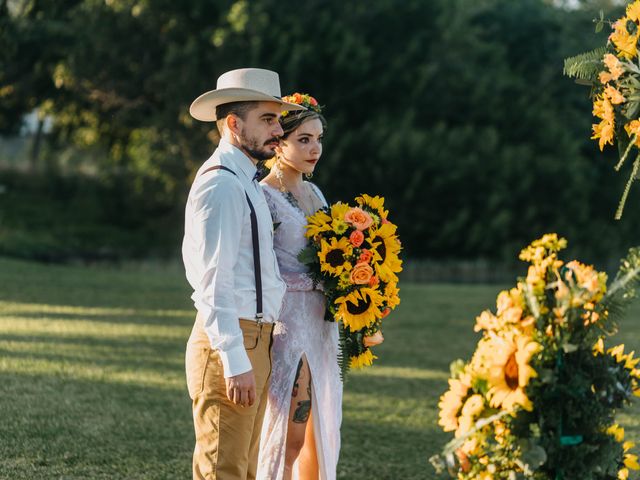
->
xmin=183 ymin=68 xmax=305 ymax=479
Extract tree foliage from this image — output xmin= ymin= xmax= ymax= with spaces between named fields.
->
xmin=1 ymin=0 xmax=639 ymax=261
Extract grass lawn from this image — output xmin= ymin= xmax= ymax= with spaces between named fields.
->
xmin=0 ymin=257 xmax=638 ymax=479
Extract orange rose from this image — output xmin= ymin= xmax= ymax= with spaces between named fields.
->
xmin=368 ymin=275 xmax=379 ymax=287
xmin=363 ymin=330 xmax=384 ymax=347
xmin=359 ymin=249 xmax=373 ymax=264
xmin=349 ymin=262 xmax=374 ymax=285
xmin=344 ymin=207 xmax=373 ymax=231
xmin=350 ymin=230 xmax=364 ymax=247
xmin=381 ymin=307 xmax=391 ymax=318
xmin=292 ymin=93 xmax=303 ymax=104
xmin=309 ymin=96 xmax=318 ymax=106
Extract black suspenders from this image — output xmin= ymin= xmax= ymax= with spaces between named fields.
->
xmin=200 ymin=165 xmax=263 ymax=321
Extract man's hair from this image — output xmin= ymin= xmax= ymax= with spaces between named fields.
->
xmin=215 ymin=101 xmax=259 ymax=133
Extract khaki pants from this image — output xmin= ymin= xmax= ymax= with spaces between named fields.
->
xmin=185 ymin=316 xmax=273 ymax=480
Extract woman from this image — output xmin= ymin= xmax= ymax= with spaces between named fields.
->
xmin=257 ymin=93 xmax=342 ymax=480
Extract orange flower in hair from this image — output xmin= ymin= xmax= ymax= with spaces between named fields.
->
xmin=281 ymin=92 xmax=323 ymax=116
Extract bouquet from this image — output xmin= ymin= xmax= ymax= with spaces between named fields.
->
xmin=564 ymin=1 xmax=640 ymax=218
xmin=431 ymin=234 xmax=640 ymax=479
xmin=298 ymin=194 xmax=402 ymax=378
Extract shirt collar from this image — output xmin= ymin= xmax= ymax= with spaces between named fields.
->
xmin=218 ymin=138 xmax=258 ymax=181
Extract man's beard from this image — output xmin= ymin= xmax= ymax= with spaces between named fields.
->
xmin=239 ymin=129 xmax=278 ymax=161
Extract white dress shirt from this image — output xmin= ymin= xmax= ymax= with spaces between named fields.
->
xmin=182 ymin=138 xmax=286 ymax=378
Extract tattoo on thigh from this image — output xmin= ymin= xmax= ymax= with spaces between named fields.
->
xmin=292 ymin=359 xmax=303 ymax=398
xmin=293 ymin=399 xmax=311 ymax=423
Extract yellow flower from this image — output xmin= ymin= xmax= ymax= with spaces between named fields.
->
xmin=317 ymin=237 xmax=353 ymax=276
xmin=605 ymin=84 xmax=626 ymax=105
xmin=350 ymin=349 xmax=377 ymax=369
xmin=607 ymin=423 xmax=625 ymax=442
xmin=593 ymin=95 xmax=615 ymax=121
xmin=338 ymin=271 xmax=351 ymax=289
xmin=519 ymin=234 xmax=567 ymax=262
xmin=330 ymin=202 xmax=350 ymax=222
xmin=604 ymin=53 xmax=625 ymax=80
xmin=305 ymin=210 xmax=332 ymax=238
xmin=627 ymin=1 xmax=640 ymax=22
xmin=438 ymin=373 xmax=471 ymax=432
xmin=619 ymin=468 xmax=630 ymax=480
xmin=592 ymin=119 xmax=615 ymax=151
xmin=484 ymin=332 xmax=540 ymax=412
xmin=565 ymin=260 xmax=608 ymax=301
xmin=607 ymin=344 xmax=640 ymax=370
xmin=593 ymin=338 xmax=605 ymax=355
xmin=335 ymin=287 xmax=384 ymax=330
xmin=475 ymin=310 xmax=501 ymax=333
xmin=461 ymin=393 xmax=484 ymax=418
xmin=355 ymin=193 xmax=389 ymax=220
xmin=611 ymin=18 xmax=639 ymax=60
xmin=331 ymin=219 xmax=349 ymax=235
xmin=367 ymin=223 xmax=403 ymax=283
xmin=625 ymin=120 xmax=640 ymax=147
xmin=384 ymin=281 xmax=400 ymax=309
xmin=625 ymin=453 xmax=640 ymax=470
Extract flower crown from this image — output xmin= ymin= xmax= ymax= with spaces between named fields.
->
xmin=281 ymin=92 xmax=322 ymax=117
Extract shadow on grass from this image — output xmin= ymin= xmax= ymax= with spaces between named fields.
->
xmin=0 ymin=371 xmax=193 ymax=480
xmin=0 ymin=333 xmax=185 ymax=352
xmin=0 ymin=346 xmax=186 ymax=372
xmin=338 ymin=417 xmax=445 ymax=480
xmin=4 ymin=310 xmax=193 ymax=327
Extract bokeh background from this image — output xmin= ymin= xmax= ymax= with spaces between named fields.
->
xmin=1 ymin=0 xmax=638 ymax=267
xmin=2 ymin=1 xmax=640 ymax=479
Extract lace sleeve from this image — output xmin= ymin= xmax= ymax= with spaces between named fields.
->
xmin=281 ymin=272 xmax=316 ymax=292
xmin=261 ymin=184 xmax=280 ymax=227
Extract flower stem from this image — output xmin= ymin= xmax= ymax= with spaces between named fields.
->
xmin=615 ymin=151 xmax=640 ymax=219
xmin=615 ymin=135 xmax=637 ymax=172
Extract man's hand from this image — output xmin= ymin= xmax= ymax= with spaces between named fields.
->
xmin=225 ymin=370 xmax=256 ymax=407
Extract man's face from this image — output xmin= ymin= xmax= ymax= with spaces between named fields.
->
xmin=236 ymin=102 xmax=284 ymax=162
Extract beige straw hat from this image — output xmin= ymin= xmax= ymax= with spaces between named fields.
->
xmin=189 ymin=68 xmax=307 ymax=122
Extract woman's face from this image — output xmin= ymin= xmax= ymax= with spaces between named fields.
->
xmin=276 ymin=117 xmax=324 ymax=175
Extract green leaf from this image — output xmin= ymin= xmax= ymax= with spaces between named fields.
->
xmin=563 ymin=47 xmax=607 ymax=81
xmin=297 ymin=245 xmax=318 ymax=265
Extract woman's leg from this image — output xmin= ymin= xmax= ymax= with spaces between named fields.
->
xmin=284 ymin=355 xmax=313 ymax=480
xmin=298 ymin=410 xmax=319 ymax=479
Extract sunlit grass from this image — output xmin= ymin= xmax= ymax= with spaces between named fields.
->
xmin=0 ymin=258 xmax=638 ymax=479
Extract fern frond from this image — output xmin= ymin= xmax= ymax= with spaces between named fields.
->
xmin=602 ymin=246 xmax=640 ymax=321
xmin=563 ymin=47 xmax=607 ymax=82
xmin=338 ymin=321 xmax=350 ymax=381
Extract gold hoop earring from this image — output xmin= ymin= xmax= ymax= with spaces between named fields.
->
xmin=274 ymin=156 xmax=286 ymax=192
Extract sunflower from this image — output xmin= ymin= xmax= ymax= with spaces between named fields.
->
xmin=384 ymin=281 xmax=400 ymax=309
xmin=366 ymin=223 xmax=403 ymax=283
xmin=350 ymin=349 xmax=377 ymax=369
xmin=355 ymin=194 xmax=389 ymax=220
xmin=335 ymin=287 xmax=384 ymax=330
xmin=483 ymin=332 xmax=540 ymax=412
xmin=305 ymin=209 xmax=332 ymax=238
xmin=437 ymin=373 xmax=472 ymax=432
xmin=611 ymin=18 xmax=639 ymax=60
xmin=317 ymin=237 xmax=353 ymax=276
xmin=330 ymin=202 xmax=350 ymax=221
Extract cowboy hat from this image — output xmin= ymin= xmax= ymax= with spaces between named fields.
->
xmin=189 ymin=68 xmax=307 ymax=122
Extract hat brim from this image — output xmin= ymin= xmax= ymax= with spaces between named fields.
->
xmin=189 ymin=88 xmax=307 ymax=122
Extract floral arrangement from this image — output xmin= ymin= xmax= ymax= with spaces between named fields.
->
xmin=564 ymin=1 xmax=640 ymax=218
xmin=298 ymin=194 xmax=402 ymax=377
xmin=431 ymin=234 xmax=640 ymax=480
xmin=281 ymin=92 xmax=322 ymax=116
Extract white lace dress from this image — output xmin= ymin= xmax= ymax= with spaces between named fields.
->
xmin=257 ymin=182 xmax=343 ymax=480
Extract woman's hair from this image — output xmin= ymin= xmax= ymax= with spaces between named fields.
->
xmin=280 ymin=110 xmax=327 ymax=139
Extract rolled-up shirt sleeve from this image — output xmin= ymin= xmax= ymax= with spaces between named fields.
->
xmin=192 ymin=177 xmax=252 ymax=378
